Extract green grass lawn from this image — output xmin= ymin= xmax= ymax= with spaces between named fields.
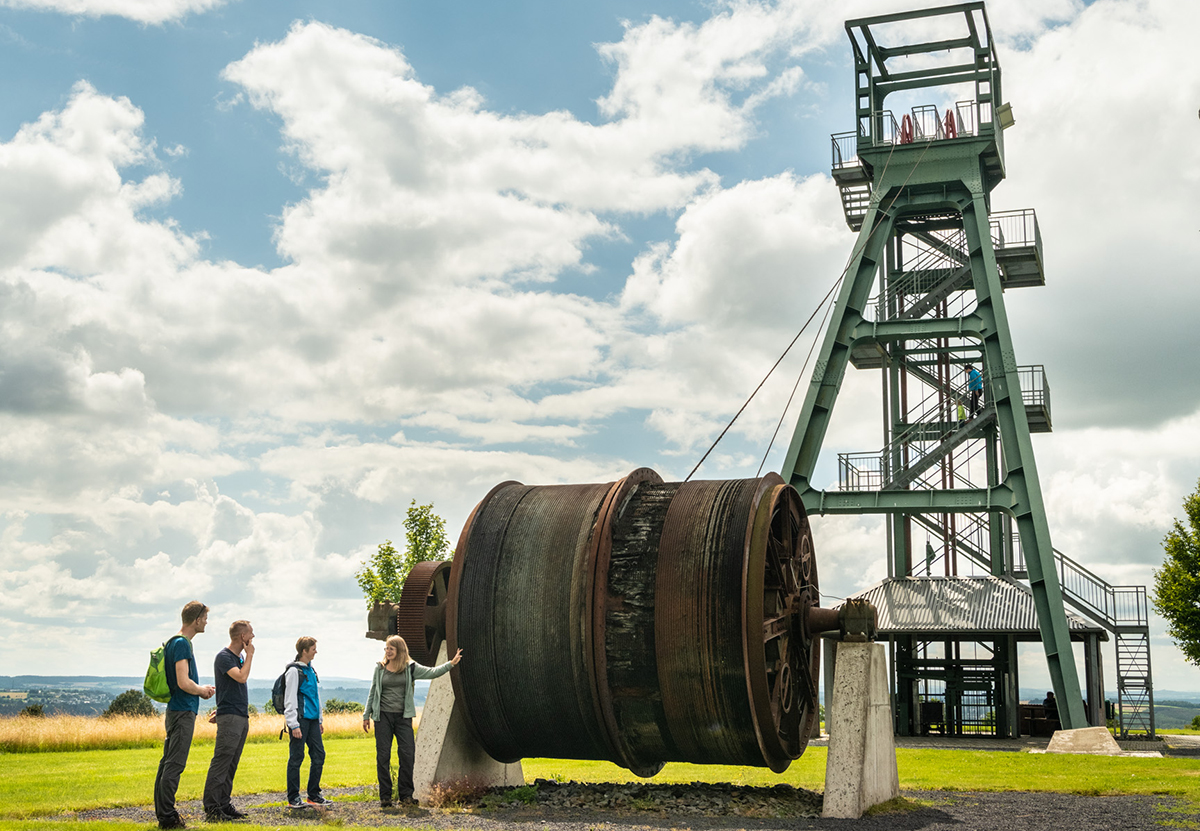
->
xmin=2 ymin=739 xmax=1199 ymax=823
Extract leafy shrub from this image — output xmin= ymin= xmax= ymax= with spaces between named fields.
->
xmin=104 ymin=690 xmax=156 ymax=718
xmin=324 ymin=698 xmax=364 ymax=714
xmin=480 ymin=784 xmax=539 ymax=810
xmin=263 ymin=700 xmax=278 ymax=715
xmin=1190 ymin=714 xmax=1200 ymax=730
xmin=19 ymin=704 xmax=46 ymax=718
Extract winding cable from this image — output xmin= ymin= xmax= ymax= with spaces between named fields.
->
xmin=686 ymin=136 xmax=936 ymax=482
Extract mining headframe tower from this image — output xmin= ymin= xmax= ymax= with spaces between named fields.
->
xmin=779 ymin=1 xmax=1155 ymax=739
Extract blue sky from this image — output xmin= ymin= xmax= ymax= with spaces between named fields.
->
xmin=0 ymin=0 xmax=1198 ymax=708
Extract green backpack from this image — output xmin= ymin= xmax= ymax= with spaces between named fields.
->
xmin=144 ymin=636 xmax=187 ymax=703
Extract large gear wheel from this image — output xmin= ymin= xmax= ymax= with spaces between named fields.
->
xmin=396 ymin=560 xmax=451 ymax=665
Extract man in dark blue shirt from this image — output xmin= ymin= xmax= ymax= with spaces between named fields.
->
xmin=203 ymin=619 xmax=255 ymax=821
xmin=154 ymin=601 xmax=216 ymax=829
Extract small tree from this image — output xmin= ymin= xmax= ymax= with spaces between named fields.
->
xmin=105 ymin=689 xmax=157 ymax=718
xmin=356 ymin=500 xmax=450 ymax=606
xmin=19 ymin=703 xmax=45 ymax=718
xmin=1152 ymin=479 xmax=1200 ymax=666
xmin=263 ymin=699 xmax=278 ymax=715
xmin=324 ymin=697 xmax=364 ymax=714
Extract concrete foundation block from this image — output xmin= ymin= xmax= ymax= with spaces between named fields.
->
xmin=1045 ymin=726 xmax=1123 ymax=755
xmin=822 ymin=642 xmax=900 ymax=819
xmin=412 ymin=645 xmax=524 ymax=802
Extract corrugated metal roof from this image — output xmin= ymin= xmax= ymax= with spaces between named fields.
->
xmin=850 ymin=576 xmax=1105 ymax=637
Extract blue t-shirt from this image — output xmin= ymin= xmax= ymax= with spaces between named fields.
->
xmin=968 ymin=369 xmax=983 ymax=391
xmin=164 ymin=636 xmax=199 ymax=714
xmin=214 ymin=647 xmax=248 ymax=717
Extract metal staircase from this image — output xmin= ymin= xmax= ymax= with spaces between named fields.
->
xmin=1013 ymin=542 xmax=1156 ymax=737
xmin=838 ymin=391 xmax=1157 ymax=738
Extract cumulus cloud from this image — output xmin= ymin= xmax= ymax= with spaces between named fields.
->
xmin=0 ymin=0 xmax=228 ymax=24
xmin=0 ymin=0 xmax=1196 ymax=689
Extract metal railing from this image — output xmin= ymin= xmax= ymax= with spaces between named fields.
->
xmin=989 ymin=209 xmax=1041 ymax=251
xmin=1013 ymin=542 xmax=1150 ymax=629
xmin=831 ymin=131 xmax=859 ymax=170
xmin=910 ymin=105 xmax=944 ymax=142
xmin=836 ymin=363 xmax=1048 ymax=492
xmin=849 ymin=101 xmax=993 ymax=149
xmin=1016 ymin=365 xmax=1050 ymax=409
xmin=839 ymin=452 xmax=886 ymax=491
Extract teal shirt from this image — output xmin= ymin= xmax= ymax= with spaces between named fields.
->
xmin=164 ymin=636 xmax=198 ymax=714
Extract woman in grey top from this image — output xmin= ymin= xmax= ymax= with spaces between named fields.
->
xmin=362 ymin=635 xmax=461 ymax=808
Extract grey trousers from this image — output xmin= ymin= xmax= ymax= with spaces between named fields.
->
xmin=154 ymin=709 xmax=196 ymax=822
xmin=203 ymin=714 xmax=249 ymax=814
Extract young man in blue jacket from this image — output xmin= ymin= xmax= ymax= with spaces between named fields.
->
xmin=283 ymin=636 xmax=330 ymax=808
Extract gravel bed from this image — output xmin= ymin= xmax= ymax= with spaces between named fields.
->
xmin=63 ymin=781 xmax=1188 ymax=830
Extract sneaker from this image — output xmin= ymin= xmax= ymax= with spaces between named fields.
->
xmin=159 ymin=815 xmax=187 ymax=829
xmin=399 ymin=797 xmax=419 ymax=807
xmin=306 ymin=795 xmax=333 ymax=807
xmin=380 ymin=801 xmax=393 ymax=809
xmin=223 ymin=808 xmax=249 ymax=820
xmin=287 ymin=797 xmax=307 ymax=810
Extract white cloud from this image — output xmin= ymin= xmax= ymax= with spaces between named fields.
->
xmin=0 ymin=0 xmax=229 ymax=24
xmin=0 ymin=0 xmax=1197 ymax=692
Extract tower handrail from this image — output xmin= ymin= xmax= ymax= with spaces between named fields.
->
xmin=1013 ymin=542 xmax=1150 ymax=630
xmin=837 ymin=364 xmax=1048 ymax=491
xmin=832 ymin=131 xmax=859 ymax=170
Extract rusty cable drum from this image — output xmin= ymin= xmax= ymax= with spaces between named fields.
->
xmin=446 ymin=468 xmax=820 ymax=776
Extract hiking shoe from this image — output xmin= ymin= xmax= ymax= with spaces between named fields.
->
xmin=287 ymin=797 xmax=307 ymax=809
xmin=159 ymin=815 xmax=187 ymax=829
xmin=306 ymin=795 xmax=333 ymax=807
xmin=204 ymin=811 xmax=229 ymax=823
xmin=223 ymin=808 xmax=248 ymax=820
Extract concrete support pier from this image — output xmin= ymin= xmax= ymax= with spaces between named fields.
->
xmin=823 ymin=642 xmax=900 ymax=819
xmin=412 ymin=645 xmax=524 ymax=801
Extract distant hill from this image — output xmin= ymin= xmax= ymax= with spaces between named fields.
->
xmin=0 ymin=675 xmax=424 ymax=717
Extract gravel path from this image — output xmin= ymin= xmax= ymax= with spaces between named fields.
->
xmin=66 ymin=782 xmax=1187 ymax=831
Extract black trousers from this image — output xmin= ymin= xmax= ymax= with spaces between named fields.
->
xmin=287 ymin=718 xmax=326 ymax=801
xmin=203 ymin=714 xmax=249 ymax=814
xmin=374 ymin=711 xmax=415 ymax=802
xmin=154 ymin=710 xmax=196 ymax=822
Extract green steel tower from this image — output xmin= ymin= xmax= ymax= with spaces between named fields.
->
xmin=780 ymin=3 xmax=1155 ymax=737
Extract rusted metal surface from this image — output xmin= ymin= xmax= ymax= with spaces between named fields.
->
xmin=365 ymin=599 xmax=399 ymax=641
xmin=442 ymin=469 xmax=828 ymax=775
xmin=395 ymin=560 xmax=451 ymax=665
xmin=744 ymin=478 xmax=820 ymax=771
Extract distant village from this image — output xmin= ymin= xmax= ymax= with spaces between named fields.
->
xmin=0 ymin=677 xmax=376 ymax=718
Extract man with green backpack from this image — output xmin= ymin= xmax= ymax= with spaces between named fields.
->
xmin=151 ymin=601 xmax=216 ymax=829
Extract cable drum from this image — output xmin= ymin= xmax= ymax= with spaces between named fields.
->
xmin=446 ymin=468 xmax=821 ymax=775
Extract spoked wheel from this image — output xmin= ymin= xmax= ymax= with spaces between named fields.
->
xmin=397 ymin=560 xmax=451 ymax=665
xmin=744 ymin=478 xmax=820 ymax=771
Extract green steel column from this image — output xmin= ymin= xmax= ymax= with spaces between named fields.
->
xmin=781 ymin=199 xmax=896 ymax=495
xmin=960 ymin=195 xmax=1086 ymax=729
xmin=985 ymin=424 xmax=1004 ymax=576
